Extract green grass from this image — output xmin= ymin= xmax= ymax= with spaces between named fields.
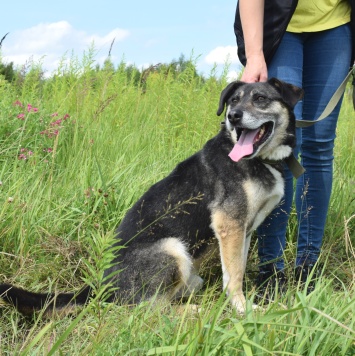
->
xmin=0 ymin=56 xmax=354 ymax=355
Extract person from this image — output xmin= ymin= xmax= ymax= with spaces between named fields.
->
xmin=234 ymin=0 xmax=354 ymax=294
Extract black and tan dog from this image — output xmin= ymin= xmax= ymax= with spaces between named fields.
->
xmin=0 ymin=78 xmax=303 ymax=316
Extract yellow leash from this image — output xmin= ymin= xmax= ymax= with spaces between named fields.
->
xmin=296 ymin=66 xmax=355 ymax=128
xmin=287 ymin=66 xmax=355 ymax=178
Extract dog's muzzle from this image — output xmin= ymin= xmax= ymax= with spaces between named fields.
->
xmin=226 ymin=110 xmax=275 ymax=162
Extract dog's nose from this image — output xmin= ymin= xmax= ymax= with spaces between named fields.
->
xmin=228 ymin=109 xmax=243 ymax=125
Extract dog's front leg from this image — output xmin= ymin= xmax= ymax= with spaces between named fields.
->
xmin=211 ymin=210 xmax=248 ymax=314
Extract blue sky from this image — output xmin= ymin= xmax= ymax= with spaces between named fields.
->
xmin=0 ymin=0 xmax=242 ymax=79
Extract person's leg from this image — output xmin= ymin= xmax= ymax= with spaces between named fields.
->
xmin=257 ymin=31 xmax=303 ymax=272
xmin=295 ymin=24 xmax=352 ymax=267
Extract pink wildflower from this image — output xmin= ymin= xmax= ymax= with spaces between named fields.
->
xmin=27 ymin=104 xmax=38 ymax=112
xmin=20 ymin=148 xmax=26 ymax=152
xmin=40 ymin=129 xmax=59 ymax=138
xmin=63 ymin=114 xmax=70 ymax=120
xmin=50 ymin=119 xmax=62 ymax=127
xmin=17 ymin=113 xmax=25 ymax=120
xmin=18 ymin=154 xmax=27 ymax=160
xmin=51 ymin=112 xmax=59 ymax=117
xmin=13 ymin=100 xmax=23 ymax=107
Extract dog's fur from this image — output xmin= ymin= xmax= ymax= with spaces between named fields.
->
xmin=0 ymin=78 xmax=303 ymax=316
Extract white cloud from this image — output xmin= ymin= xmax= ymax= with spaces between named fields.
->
xmin=1 ymin=21 xmax=130 ymax=75
xmin=86 ymin=28 xmax=130 ymax=47
xmin=199 ymin=46 xmax=242 ymax=80
xmin=226 ymin=70 xmax=241 ymax=82
xmin=204 ymin=45 xmax=240 ymax=65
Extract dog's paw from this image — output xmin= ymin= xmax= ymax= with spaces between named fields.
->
xmin=186 ymin=275 xmax=203 ymax=293
xmin=251 ymin=303 xmax=265 ymax=312
xmin=231 ymin=295 xmax=265 ymax=315
xmin=231 ymin=294 xmax=247 ymax=315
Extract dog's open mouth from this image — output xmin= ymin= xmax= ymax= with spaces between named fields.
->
xmin=229 ymin=122 xmax=274 ymax=162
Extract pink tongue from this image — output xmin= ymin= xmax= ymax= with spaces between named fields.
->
xmin=228 ymin=129 xmax=260 ymax=162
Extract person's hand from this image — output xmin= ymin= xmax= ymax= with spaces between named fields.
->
xmin=241 ymin=53 xmax=268 ymax=83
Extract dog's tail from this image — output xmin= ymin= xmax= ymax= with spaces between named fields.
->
xmin=0 ymin=283 xmax=92 ymax=316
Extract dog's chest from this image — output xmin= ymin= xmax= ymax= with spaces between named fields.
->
xmin=243 ymin=165 xmax=284 ymax=233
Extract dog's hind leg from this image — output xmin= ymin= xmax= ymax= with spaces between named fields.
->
xmin=211 ymin=210 xmax=248 ymax=314
xmin=161 ymin=238 xmax=203 ymax=299
xmin=108 ymin=237 xmax=202 ymax=305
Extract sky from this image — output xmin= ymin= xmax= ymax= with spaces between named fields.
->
xmin=0 ymin=0 xmax=242 ymax=80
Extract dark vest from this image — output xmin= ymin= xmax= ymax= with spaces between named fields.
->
xmin=234 ymin=0 xmax=355 ymax=66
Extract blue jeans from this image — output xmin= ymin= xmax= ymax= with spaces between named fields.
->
xmin=257 ymin=24 xmax=352 ymax=270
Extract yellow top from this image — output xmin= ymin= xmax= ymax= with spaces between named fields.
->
xmin=287 ymin=0 xmax=351 ymax=32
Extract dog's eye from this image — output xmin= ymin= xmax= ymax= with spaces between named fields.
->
xmin=231 ymin=96 xmax=240 ymax=104
xmin=254 ymin=95 xmax=266 ymax=102
xmin=253 ymin=94 xmax=267 ymax=103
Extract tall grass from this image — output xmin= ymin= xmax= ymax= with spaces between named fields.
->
xmin=0 ymin=55 xmax=354 ymax=355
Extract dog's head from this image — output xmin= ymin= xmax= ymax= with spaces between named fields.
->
xmin=217 ymin=78 xmax=303 ymax=162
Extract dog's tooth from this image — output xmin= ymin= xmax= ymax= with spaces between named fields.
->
xmin=260 ymin=126 xmax=266 ymax=138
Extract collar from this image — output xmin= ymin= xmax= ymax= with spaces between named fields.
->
xmin=258 ymin=155 xmax=304 ymax=179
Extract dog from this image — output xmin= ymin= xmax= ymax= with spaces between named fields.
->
xmin=0 ymin=78 xmax=303 ymax=316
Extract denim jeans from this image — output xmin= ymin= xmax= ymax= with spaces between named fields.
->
xmin=257 ymin=24 xmax=352 ymax=270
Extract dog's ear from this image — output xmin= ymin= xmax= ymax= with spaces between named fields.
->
xmin=268 ymin=78 xmax=304 ymax=109
xmin=216 ymin=81 xmax=243 ymax=116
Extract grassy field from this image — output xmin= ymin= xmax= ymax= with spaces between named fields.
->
xmin=0 ymin=57 xmax=354 ymax=355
